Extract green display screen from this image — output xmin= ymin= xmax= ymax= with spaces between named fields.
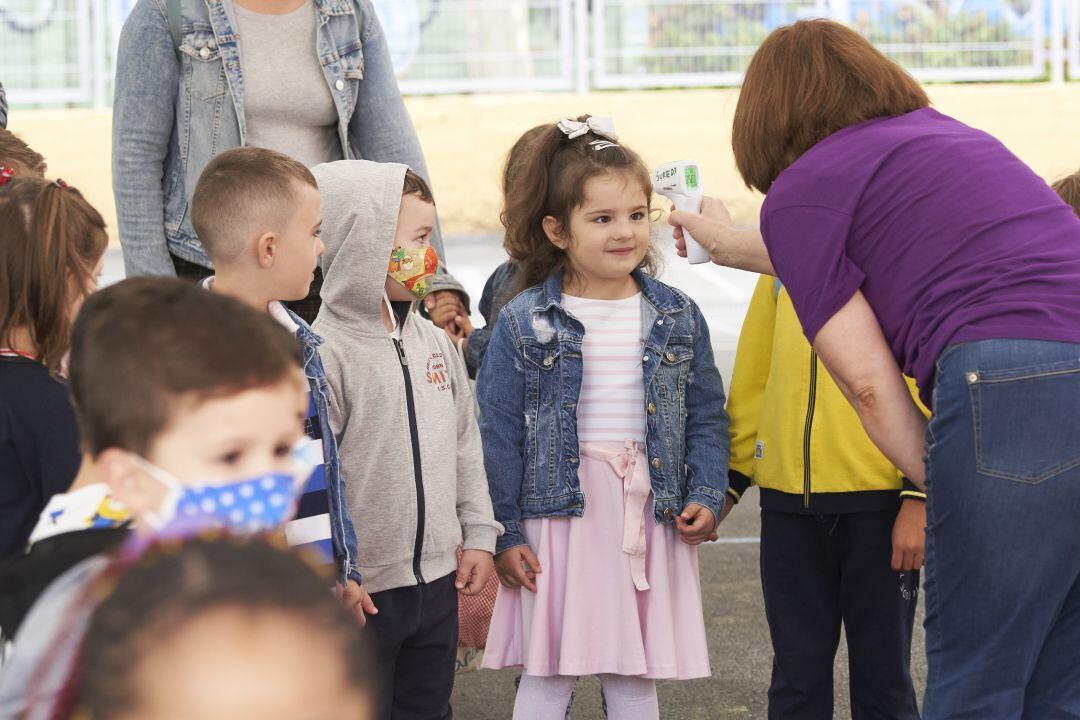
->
xmin=684 ymin=165 xmax=698 ymax=188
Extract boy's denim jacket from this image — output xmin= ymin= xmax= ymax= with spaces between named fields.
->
xmin=112 ymin=0 xmax=463 ymax=299
xmin=477 ymin=269 xmax=731 ymax=553
xmin=288 ymin=307 xmax=361 ymax=585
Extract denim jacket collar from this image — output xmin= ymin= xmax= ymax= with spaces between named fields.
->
xmin=535 ymin=268 xmax=690 ymax=317
xmin=284 ymin=307 xmax=325 ymax=350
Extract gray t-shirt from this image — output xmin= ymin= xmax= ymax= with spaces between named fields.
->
xmin=235 ymin=1 xmax=341 ymax=168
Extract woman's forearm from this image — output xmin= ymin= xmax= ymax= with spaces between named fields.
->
xmin=718 ymin=227 xmax=775 ymax=275
xmin=813 ymin=291 xmax=929 ymax=488
xmin=847 ymin=383 xmax=929 ymax=487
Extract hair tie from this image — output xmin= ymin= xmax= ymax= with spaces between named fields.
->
xmin=54 ymin=178 xmax=69 ymax=189
xmin=0 ymin=166 xmax=13 ymax=186
xmin=556 ymin=117 xmax=620 ymax=148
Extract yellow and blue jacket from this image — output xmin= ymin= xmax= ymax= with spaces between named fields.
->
xmin=726 ymin=276 xmax=927 ymax=513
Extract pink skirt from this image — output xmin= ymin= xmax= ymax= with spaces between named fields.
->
xmin=482 ymin=441 xmax=711 ymax=679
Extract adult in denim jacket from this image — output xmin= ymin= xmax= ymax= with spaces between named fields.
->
xmin=480 ymin=269 xmax=730 ymax=554
xmin=112 ymin=0 xmax=466 ymax=311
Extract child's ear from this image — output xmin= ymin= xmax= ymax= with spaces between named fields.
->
xmin=256 ymin=231 xmax=277 ymax=269
xmin=542 ymin=216 xmax=569 ymax=250
xmin=98 ymin=449 xmax=156 ymax=515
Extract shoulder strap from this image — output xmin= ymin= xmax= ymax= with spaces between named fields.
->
xmin=166 ymin=0 xmax=183 ymax=58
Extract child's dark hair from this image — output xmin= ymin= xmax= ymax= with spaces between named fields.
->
xmin=1052 ymin=169 xmax=1080 ymax=218
xmin=69 ymin=278 xmax=304 ymax=457
xmin=67 ymin=536 xmax=374 ymax=719
xmin=0 ymin=128 xmax=47 ymax=176
xmin=0 ymin=177 xmax=107 ymax=375
xmin=403 ymin=168 xmax=434 ymax=203
xmin=501 ymin=115 xmax=659 ymax=294
xmin=191 ymin=147 xmax=318 ymax=263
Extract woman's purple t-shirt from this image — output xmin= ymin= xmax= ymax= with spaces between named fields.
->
xmin=761 ymin=107 xmax=1080 ymax=406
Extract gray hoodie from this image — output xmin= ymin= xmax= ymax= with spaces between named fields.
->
xmin=312 ymin=160 xmax=500 ymax=594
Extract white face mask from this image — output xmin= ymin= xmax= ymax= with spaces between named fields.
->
xmin=133 ymin=440 xmax=321 ymax=534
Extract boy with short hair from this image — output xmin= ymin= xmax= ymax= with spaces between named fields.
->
xmin=312 ymin=159 xmax=501 ymax=720
xmin=190 ymin=147 xmax=365 ymax=605
xmin=0 ymin=278 xmax=312 ymax=716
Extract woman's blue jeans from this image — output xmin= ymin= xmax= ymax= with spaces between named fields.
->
xmin=923 ymin=340 xmax=1080 ymax=719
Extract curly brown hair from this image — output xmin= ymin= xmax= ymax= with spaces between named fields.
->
xmin=501 ymin=115 xmax=660 ymax=294
xmin=1052 ymin=169 xmax=1080 ymax=218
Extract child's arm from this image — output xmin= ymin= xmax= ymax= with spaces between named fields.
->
xmin=322 ymin=356 xmax=363 ymax=588
xmin=681 ymin=300 xmax=733 ymax=525
xmin=445 ymin=334 xmax=501 ymax=555
xmin=475 ymin=312 xmax=529 ymax=553
xmin=725 ymin=275 xmax=781 ymax=506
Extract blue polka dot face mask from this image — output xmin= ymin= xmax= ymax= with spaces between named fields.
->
xmin=133 ymin=441 xmax=320 ymax=535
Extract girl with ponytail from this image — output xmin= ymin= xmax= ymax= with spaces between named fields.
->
xmin=0 ymin=176 xmax=108 ymax=560
xmin=478 ymin=117 xmax=731 ymax=719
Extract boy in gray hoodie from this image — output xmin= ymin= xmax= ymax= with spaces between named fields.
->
xmin=312 ymin=160 xmax=501 ymax=720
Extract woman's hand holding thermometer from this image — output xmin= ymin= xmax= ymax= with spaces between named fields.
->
xmin=654 ymin=161 xmax=711 ymax=264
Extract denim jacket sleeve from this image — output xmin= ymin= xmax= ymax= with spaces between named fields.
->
xmin=112 ymin=0 xmax=181 ymax=278
xmin=683 ymin=301 xmax=732 ymax=521
xmin=476 ymin=311 xmax=529 ymax=553
xmin=464 ymin=261 xmax=513 ymax=377
xmin=349 ymin=1 xmax=468 ymax=305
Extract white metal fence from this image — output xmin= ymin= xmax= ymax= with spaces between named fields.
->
xmin=1069 ymin=0 xmax=1080 ymax=77
xmin=0 ymin=0 xmax=1075 ymax=108
xmin=592 ymin=0 xmax=1051 ymax=87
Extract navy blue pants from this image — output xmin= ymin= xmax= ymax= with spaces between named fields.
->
xmin=761 ymin=507 xmax=921 ymax=720
xmin=368 ymin=573 xmax=459 ymax=720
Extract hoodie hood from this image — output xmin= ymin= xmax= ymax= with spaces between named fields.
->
xmin=312 ymin=159 xmax=408 ymax=334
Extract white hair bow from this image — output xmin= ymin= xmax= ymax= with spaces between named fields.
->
xmin=556 ymin=116 xmax=619 ymax=143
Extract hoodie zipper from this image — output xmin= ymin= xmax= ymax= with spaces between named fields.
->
xmin=803 ymin=350 xmax=819 ymax=511
xmin=393 ymin=337 xmax=426 ymax=585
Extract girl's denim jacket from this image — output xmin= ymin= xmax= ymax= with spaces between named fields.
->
xmin=112 ymin=0 xmax=463 ymax=298
xmin=477 ymin=270 xmax=731 ymax=553
xmin=289 ymin=308 xmax=361 ymax=586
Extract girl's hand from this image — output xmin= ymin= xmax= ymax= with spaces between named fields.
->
xmin=676 ymin=503 xmax=717 ymax=546
xmin=425 ymin=291 xmax=468 ymax=329
xmin=337 ymin=580 xmax=378 ymax=627
xmin=891 ymin=499 xmax=926 ymax=571
xmin=456 ymin=549 xmax=495 ymax=595
xmin=444 ymin=313 xmax=474 ymax=346
xmin=494 ymin=545 xmax=542 ymax=592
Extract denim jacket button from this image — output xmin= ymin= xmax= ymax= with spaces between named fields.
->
xmin=651 ymin=457 xmax=662 ymax=470
xmin=665 ymin=351 xmax=676 ymax=362
xmin=663 ymin=508 xmax=673 ymax=519
xmin=199 ymin=46 xmax=210 ymax=59
xmin=656 ymin=318 xmax=664 ymax=325
xmin=543 ymin=355 xmax=553 ymax=367
xmin=647 ymin=402 xmax=656 ymax=415
xmin=335 ymin=79 xmax=345 ymax=91
xmin=642 ymin=355 xmax=649 ymax=363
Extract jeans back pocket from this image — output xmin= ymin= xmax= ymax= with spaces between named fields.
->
xmin=969 ymin=358 xmax=1080 ymax=483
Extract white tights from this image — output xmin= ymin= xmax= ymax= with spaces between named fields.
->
xmin=512 ymin=673 xmax=659 ymax=720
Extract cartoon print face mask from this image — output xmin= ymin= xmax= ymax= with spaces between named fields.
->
xmin=388 ymin=246 xmax=439 ymax=300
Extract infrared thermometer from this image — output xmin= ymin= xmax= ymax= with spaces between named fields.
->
xmin=654 ymin=161 xmax=710 ymax=264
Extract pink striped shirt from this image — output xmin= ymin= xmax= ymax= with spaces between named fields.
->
xmin=563 ymin=293 xmax=646 ymax=443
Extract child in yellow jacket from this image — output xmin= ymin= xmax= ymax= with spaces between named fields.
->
xmin=726 ymin=275 xmax=926 ymax=719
